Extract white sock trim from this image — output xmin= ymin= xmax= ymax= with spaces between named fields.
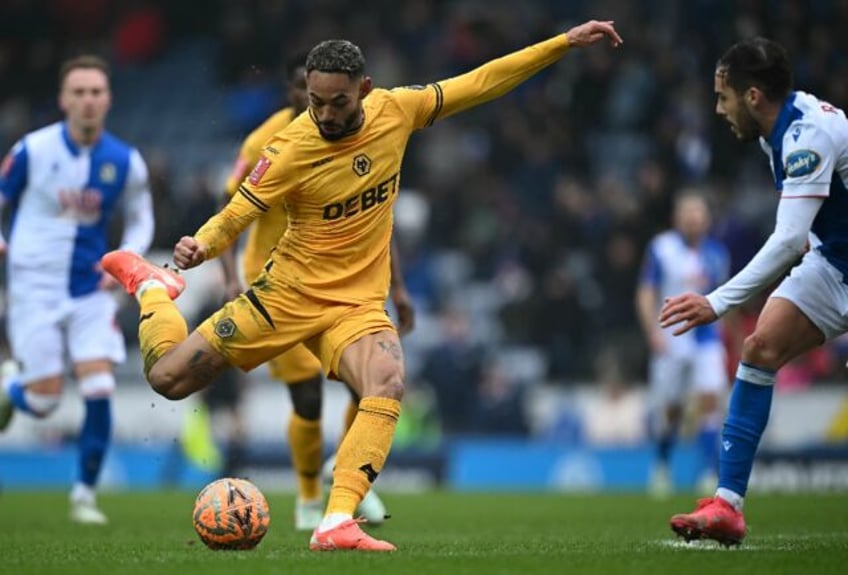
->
xmin=136 ymin=279 xmax=166 ymax=301
xmin=71 ymin=482 xmax=96 ymax=504
xmin=318 ymin=512 xmax=353 ymax=532
xmin=716 ymin=487 xmax=744 ymax=511
xmin=79 ymin=372 xmax=116 ymax=397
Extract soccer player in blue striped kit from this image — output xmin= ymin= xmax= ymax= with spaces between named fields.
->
xmin=0 ymin=55 xmax=154 ymax=524
xmin=662 ymin=37 xmax=848 ymax=545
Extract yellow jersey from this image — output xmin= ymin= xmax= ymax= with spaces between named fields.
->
xmin=196 ymin=34 xmax=571 ymax=305
xmin=225 ymin=107 xmax=298 ymax=282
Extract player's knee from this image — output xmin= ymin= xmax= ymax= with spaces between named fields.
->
xmin=741 ymin=332 xmax=782 ymax=369
xmin=288 ymin=374 xmax=323 ymax=420
xmin=370 ymin=364 xmax=404 ymax=401
xmin=147 ymin=365 xmax=188 ymax=400
xmin=26 ymin=392 xmax=61 ymax=418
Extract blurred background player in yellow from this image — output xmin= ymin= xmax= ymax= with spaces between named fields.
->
xmin=101 ymin=19 xmax=622 ymax=551
xmin=216 ymin=52 xmax=415 ymax=530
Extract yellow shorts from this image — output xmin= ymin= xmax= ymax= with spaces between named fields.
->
xmin=196 ymin=274 xmax=395 ymax=379
xmin=266 ymin=343 xmax=322 ymax=383
xmin=241 ymin=251 xmax=324 ymax=384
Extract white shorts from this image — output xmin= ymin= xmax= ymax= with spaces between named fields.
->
xmin=649 ymin=341 xmax=727 ymax=407
xmin=770 ymin=248 xmax=848 ymax=341
xmin=6 ymin=289 xmax=126 ymax=382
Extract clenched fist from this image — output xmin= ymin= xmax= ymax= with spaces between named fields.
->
xmin=173 ymin=236 xmax=208 ymax=270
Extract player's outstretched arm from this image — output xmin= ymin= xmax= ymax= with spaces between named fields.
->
xmin=432 ymin=19 xmax=621 ymax=122
xmin=563 ymin=20 xmax=622 ymax=48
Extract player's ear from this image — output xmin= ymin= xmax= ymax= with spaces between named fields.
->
xmin=745 ymin=87 xmax=760 ymax=107
xmin=359 ymin=76 xmax=373 ymax=99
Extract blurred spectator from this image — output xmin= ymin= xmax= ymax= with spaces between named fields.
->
xmin=582 ymin=348 xmax=647 ymax=446
xmin=419 ymin=307 xmax=485 ymax=435
xmin=113 ymin=0 xmax=165 ymax=65
xmin=472 ymin=364 xmax=530 ymax=436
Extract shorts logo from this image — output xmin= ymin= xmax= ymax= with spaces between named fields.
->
xmin=248 ymin=157 xmax=272 ymax=185
xmin=214 ymin=318 xmax=237 ymax=339
xmin=784 ymin=149 xmax=821 ymax=178
xmin=352 ymin=153 xmax=371 ymax=177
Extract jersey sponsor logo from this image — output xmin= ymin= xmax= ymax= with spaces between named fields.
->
xmin=99 ymin=162 xmax=117 ymax=184
xmin=322 ymin=172 xmax=399 ymax=221
xmin=784 ymin=149 xmax=821 ymax=178
xmin=58 ymin=188 xmax=102 ymax=224
xmin=352 ymin=153 xmax=372 ymax=177
xmin=248 ymin=156 xmax=272 ymax=185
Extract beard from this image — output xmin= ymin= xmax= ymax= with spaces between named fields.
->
xmin=316 ymin=108 xmax=363 ymax=141
xmin=731 ymin=108 xmax=761 ymax=142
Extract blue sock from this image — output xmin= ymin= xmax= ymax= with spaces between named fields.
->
xmin=7 ymin=381 xmax=36 ymax=415
xmin=79 ymin=397 xmax=112 ymax=487
xmin=718 ymin=363 xmax=774 ymax=497
xmin=657 ymin=429 xmax=676 ymax=465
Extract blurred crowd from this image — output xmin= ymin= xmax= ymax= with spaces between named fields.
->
xmin=2 ymin=0 xmax=848 ymax=440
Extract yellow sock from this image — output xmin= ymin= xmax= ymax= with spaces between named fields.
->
xmin=288 ymin=412 xmax=322 ymax=500
xmin=138 ymin=288 xmax=188 ymax=376
xmin=339 ymin=398 xmax=359 ymax=447
xmin=326 ymin=396 xmax=400 ymax=516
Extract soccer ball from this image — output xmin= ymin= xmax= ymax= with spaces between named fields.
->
xmin=192 ymin=477 xmax=270 ymax=550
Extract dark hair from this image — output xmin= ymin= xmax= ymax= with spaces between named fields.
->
xmin=285 ymin=51 xmax=309 ymax=82
xmin=59 ymin=54 xmax=110 ymax=87
xmin=305 ymin=40 xmax=365 ymax=78
xmin=716 ymin=37 xmax=792 ymax=102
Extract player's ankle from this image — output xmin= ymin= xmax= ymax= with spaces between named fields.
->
xmin=715 ymin=487 xmax=744 ymax=511
xmin=136 ymin=279 xmax=167 ymax=300
xmin=318 ymin=512 xmax=352 ymax=532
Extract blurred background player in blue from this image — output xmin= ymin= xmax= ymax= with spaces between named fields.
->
xmin=0 ymin=54 xmax=154 ymax=524
xmin=636 ymin=191 xmax=729 ymax=496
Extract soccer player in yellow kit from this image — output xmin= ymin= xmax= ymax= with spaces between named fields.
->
xmin=102 ymin=19 xmax=622 ymax=551
xmin=220 ymin=54 xmax=412 ymax=530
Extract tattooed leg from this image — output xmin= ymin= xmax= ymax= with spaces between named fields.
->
xmin=147 ymin=331 xmax=232 ymax=400
xmin=337 ymin=330 xmax=405 ymax=401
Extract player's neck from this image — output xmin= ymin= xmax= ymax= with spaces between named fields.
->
xmin=67 ymin=124 xmax=103 ymax=148
xmin=681 ymin=233 xmax=702 ymax=248
xmin=758 ymin=102 xmax=783 ymax=140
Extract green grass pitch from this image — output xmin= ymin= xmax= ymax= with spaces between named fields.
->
xmin=2 ymin=491 xmax=847 ymax=575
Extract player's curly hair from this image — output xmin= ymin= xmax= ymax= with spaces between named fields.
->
xmin=306 ymin=40 xmax=366 ymax=78
xmin=716 ymin=37 xmax=792 ymax=102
